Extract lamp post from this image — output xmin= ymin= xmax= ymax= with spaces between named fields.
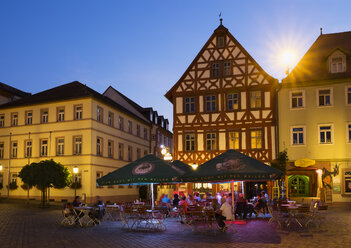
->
xmin=73 ymin=166 xmax=79 ymax=199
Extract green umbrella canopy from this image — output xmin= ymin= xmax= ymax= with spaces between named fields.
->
xmin=97 ymin=154 xmax=185 ymax=186
xmin=171 ymin=160 xmax=193 ymax=175
xmin=181 ymin=149 xmax=283 ymax=183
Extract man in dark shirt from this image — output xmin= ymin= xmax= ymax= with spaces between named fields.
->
xmin=254 ymin=194 xmax=264 ymax=218
xmin=235 ymin=193 xmax=248 ymax=220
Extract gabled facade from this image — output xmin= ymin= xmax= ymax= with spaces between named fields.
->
xmin=166 ymin=21 xmax=278 ymax=166
xmin=280 ymin=31 xmax=351 ymax=203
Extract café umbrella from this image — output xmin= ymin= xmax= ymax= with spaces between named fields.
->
xmin=181 ymin=149 xmax=283 ymax=219
xmin=96 ymin=154 xmax=185 ymax=209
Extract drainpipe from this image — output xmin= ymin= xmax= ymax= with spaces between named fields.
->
xmin=7 ymin=132 xmax=11 ymax=199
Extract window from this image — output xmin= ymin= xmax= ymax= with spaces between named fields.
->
xmin=318 ymin=88 xmax=332 ymax=106
xmin=41 ymin=109 xmax=48 ymax=123
xmin=96 ymin=172 xmax=103 ymax=188
xmin=108 ymin=112 xmax=113 ymax=126
xmin=205 ymin=95 xmax=216 ymax=112
xmin=144 ymin=127 xmax=148 ymax=140
xmin=40 ymin=139 xmax=48 ymax=156
xmin=0 ymin=142 xmax=4 ymax=159
xmin=97 ymin=138 xmax=102 ymax=156
xmin=185 ymin=134 xmax=195 ymax=151
xmin=57 ymin=138 xmax=64 ymax=156
xmin=118 ymin=116 xmax=124 ymax=130
xmin=227 ymin=93 xmax=239 ymax=110
xmin=251 ymin=130 xmax=262 ymax=149
xmin=128 ymin=146 xmax=132 ymax=161
xmin=206 ymin=133 xmax=216 ymax=150
xmin=74 ymin=105 xmax=83 ymax=120
xmin=292 ymin=127 xmax=305 ymax=145
xmin=211 ymin=63 xmax=220 ymax=77
xmin=185 ymin=97 xmax=195 ymax=113
xmin=73 ymin=136 xmax=82 ymax=155
xmin=0 ymin=114 xmax=4 ymax=127
xmin=291 ymin=91 xmax=304 ymax=108
xmin=223 ymin=62 xmax=232 ymax=76
xmin=11 ymin=113 xmax=18 ymax=126
xmin=26 ymin=111 xmax=33 ymax=125
xmin=11 ymin=141 xmax=18 ymax=158
xmin=118 ymin=143 xmax=124 ymax=160
xmin=136 ymin=125 xmax=140 ymax=137
xmin=250 ymin=91 xmax=262 ymax=109
xmin=128 ymin=121 xmax=132 ymax=133
xmin=331 ymin=57 xmax=343 ymax=73
xmin=137 ymin=148 xmax=141 ymax=159
xmin=217 ymin=35 xmax=226 ymax=48
xmin=108 ymin=140 xmax=113 ymax=158
xmin=11 ymin=173 xmax=17 ymax=184
xmin=97 ymin=107 xmax=103 ymax=122
xmin=25 ymin=140 xmax=32 ymax=157
xmin=319 ymin=125 xmax=332 ymax=144
xmin=347 ymin=124 xmax=351 ymax=143
xmin=57 ymin=107 xmax=65 ymax=122
xmin=346 ymin=87 xmax=351 ymax=105
xmin=228 ymin=131 xmax=240 ymax=149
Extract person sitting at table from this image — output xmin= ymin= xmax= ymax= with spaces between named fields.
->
xmin=187 ymin=194 xmax=194 ymax=205
xmin=254 ymin=193 xmax=265 ymax=218
xmin=215 ymin=198 xmax=233 ymax=232
xmin=235 ymin=193 xmax=248 ymax=220
xmin=91 ymin=196 xmax=105 ymax=223
xmin=159 ymin=193 xmax=165 ymax=203
xmin=161 ymin=194 xmax=171 ymax=216
xmin=205 ymin=192 xmax=214 ymax=200
xmin=194 ymin=192 xmax=201 ymax=202
xmin=173 ymin=194 xmax=180 ymax=207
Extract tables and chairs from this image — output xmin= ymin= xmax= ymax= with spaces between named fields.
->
xmin=73 ymin=206 xmax=98 ymax=227
xmin=103 ymin=204 xmax=121 ymax=221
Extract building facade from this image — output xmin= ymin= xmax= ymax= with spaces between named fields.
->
xmin=279 ymin=31 xmax=351 ymax=203
xmin=165 ymin=21 xmax=278 ymax=196
xmin=0 ymin=81 xmax=172 ymax=203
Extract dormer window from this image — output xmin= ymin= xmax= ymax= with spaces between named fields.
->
xmin=328 ymin=50 xmax=346 ymax=73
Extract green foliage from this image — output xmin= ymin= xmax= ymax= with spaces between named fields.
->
xmin=8 ymin=181 xmax=18 ymax=190
xmin=18 ymin=159 xmax=72 ymax=205
xmin=271 ymin=150 xmax=288 ymax=174
xmin=70 ymin=181 xmax=82 ymax=189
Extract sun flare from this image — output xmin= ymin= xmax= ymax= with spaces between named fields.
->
xmin=280 ymin=50 xmax=296 ymax=68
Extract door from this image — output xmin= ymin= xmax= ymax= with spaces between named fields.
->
xmin=288 ymin=175 xmax=310 ymax=197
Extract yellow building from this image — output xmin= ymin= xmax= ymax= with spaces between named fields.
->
xmin=0 ymin=81 xmax=158 ymax=203
xmin=279 ymin=31 xmax=351 ymax=203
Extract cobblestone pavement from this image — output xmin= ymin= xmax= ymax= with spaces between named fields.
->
xmin=0 ymin=202 xmax=350 ymax=248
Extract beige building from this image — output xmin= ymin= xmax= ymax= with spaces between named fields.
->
xmin=0 ymin=81 xmax=172 ymax=203
xmin=279 ymin=31 xmax=351 ymax=203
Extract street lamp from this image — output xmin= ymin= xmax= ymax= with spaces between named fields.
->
xmin=191 ymin=163 xmax=198 ymax=170
xmin=0 ymin=164 xmax=2 ymax=171
xmin=73 ymin=166 xmax=79 ymax=198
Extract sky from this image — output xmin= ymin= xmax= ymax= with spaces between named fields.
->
xmin=1 ymin=0 xmax=351 ymax=127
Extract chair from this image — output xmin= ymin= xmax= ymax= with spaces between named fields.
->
xmin=61 ymin=208 xmax=76 ymax=226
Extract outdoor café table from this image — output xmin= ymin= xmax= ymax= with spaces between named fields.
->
xmin=73 ymin=206 xmax=96 ymax=227
xmin=280 ymin=205 xmax=305 ymax=228
xmin=104 ymin=205 xmax=121 ymax=221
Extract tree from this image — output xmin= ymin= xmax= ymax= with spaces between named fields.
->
xmin=270 ymin=150 xmax=289 ymax=199
xmin=18 ymin=159 xmax=72 ymax=206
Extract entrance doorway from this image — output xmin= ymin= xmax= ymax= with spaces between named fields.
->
xmin=288 ymin=175 xmax=310 ymax=197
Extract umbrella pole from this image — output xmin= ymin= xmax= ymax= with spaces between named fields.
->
xmin=242 ymin=181 xmax=245 ymax=196
xmin=177 ymin=183 xmax=180 ymax=196
xmin=231 ymin=180 xmax=235 ymax=220
xmin=151 ymin=183 xmax=154 ymax=210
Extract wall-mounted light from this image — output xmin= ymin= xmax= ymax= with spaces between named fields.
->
xmin=73 ymin=166 xmax=79 ymax=174
xmin=316 ymin=169 xmax=323 ymax=175
xmin=191 ymin=163 xmax=198 ymax=170
xmin=164 ymin=152 xmax=172 ymax=161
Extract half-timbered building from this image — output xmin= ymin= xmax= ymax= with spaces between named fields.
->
xmin=166 ymin=21 xmax=278 ymax=172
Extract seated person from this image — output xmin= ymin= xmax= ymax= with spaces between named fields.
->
xmin=161 ymin=194 xmax=171 ymax=215
xmin=72 ymin=196 xmax=84 ymax=222
xmin=235 ymin=193 xmax=248 ymax=219
xmin=194 ymin=193 xmax=201 ymax=202
xmin=91 ymin=196 xmax=105 ymax=222
xmin=215 ymin=198 xmax=233 ymax=232
xmin=187 ymin=194 xmax=194 ymax=205
xmin=173 ymin=194 xmax=180 ymax=207
xmin=254 ymin=193 xmax=264 ymax=217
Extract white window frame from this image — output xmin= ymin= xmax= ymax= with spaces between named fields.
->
xmin=74 ymin=136 xmax=82 ymax=155
xmin=347 ymin=123 xmax=351 ymax=144
xmin=75 ymin=105 xmax=83 ymax=120
xmin=26 ymin=111 xmax=33 ymax=125
xmin=40 ymin=139 xmax=48 ymax=157
xmin=290 ymin=126 xmax=306 ymax=146
xmin=0 ymin=114 xmax=4 ymax=128
xmin=41 ymin=109 xmax=48 ymax=123
xmin=345 ymin=86 xmax=351 ymax=106
xmin=318 ymin=124 xmax=334 ymax=145
xmin=317 ymin=87 xmax=333 ymax=107
xmin=0 ymin=142 xmax=4 ymax=159
xmin=57 ymin=138 xmax=65 ymax=156
xmin=11 ymin=141 xmax=18 ymax=158
xmin=25 ymin=140 xmax=32 ymax=158
xmin=290 ymin=90 xmax=305 ymax=109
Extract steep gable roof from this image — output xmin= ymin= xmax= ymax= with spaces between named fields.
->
xmin=283 ymin=31 xmax=351 ymax=84
xmin=165 ymin=23 xmax=277 ymax=102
